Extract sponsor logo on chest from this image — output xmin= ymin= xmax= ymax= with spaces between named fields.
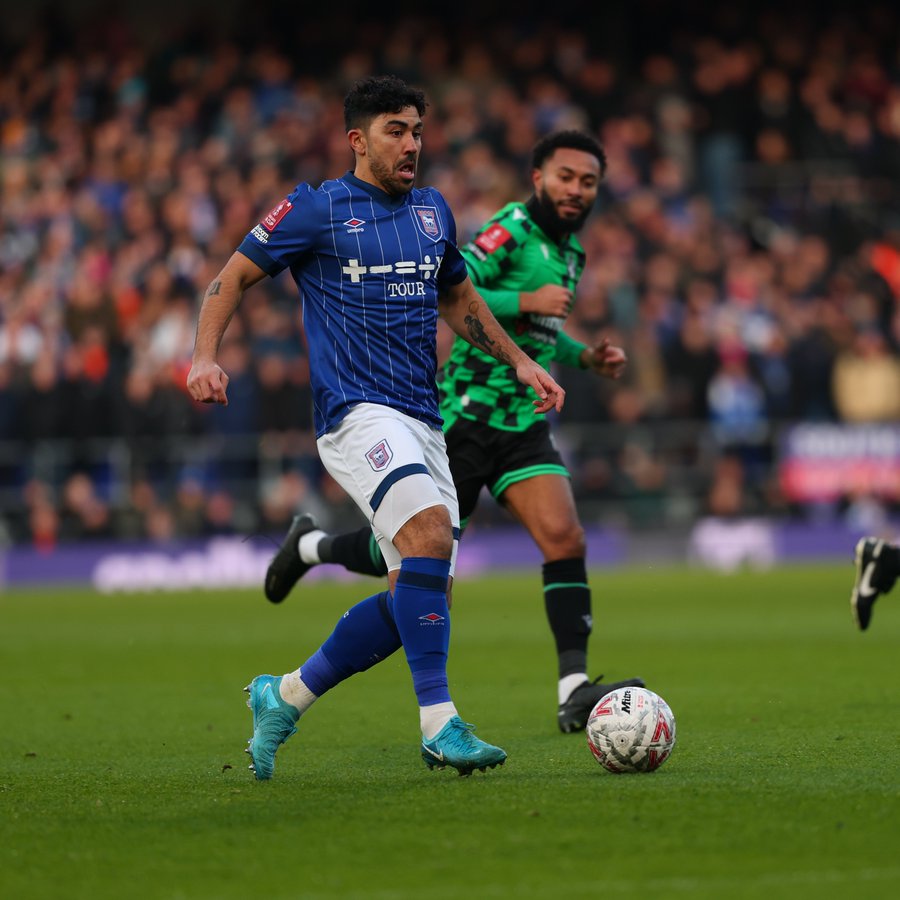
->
xmin=341 ymin=255 xmax=444 ymax=297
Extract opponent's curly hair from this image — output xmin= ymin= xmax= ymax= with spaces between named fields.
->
xmin=532 ymin=130 xmax=607 ymax=178
xmin=344 ymin=75 xmax=427 ymax=131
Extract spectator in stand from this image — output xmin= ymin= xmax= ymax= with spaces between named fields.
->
xmin=2 ymin=4 xmax=900 ymax=543
xmin=831 ymin=328 xmax=900 ymax=423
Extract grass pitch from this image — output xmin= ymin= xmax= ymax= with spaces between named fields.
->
xmin=1 ymin=563 xmax=898 ymax=899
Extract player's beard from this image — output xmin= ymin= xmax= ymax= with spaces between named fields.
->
xmin=535 ymin=186 xmax=591 ymax=235
xmin=369 ymin=153 xmax=416 ymax=196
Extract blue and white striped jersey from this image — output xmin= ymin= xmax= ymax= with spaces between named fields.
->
xmin=237 ymin=172 xmax=468 ymax=437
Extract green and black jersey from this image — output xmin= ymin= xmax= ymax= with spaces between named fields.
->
xmin=439 ymin=201 xmax=588 ymax=431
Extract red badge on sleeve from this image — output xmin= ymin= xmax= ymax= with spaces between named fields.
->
xmin=261 ymin=199 xmax=293 ymax=231
xmin=474 ymin=223 xmax=512 ymax=254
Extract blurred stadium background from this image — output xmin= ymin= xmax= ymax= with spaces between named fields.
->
xmin=2 ymin=0 xmax=899 ymax=588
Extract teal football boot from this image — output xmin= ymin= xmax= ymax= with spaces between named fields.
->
xmin=244 ymin=675 xmax=299 ymax=780
xmin=420 ymin=716 xmax=507 ymax=776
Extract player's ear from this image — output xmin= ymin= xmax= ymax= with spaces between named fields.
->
xmin=348 ymin=128 xmax=367 ymax=156
xmin=531 ymin=167 xmax=543 ymax=192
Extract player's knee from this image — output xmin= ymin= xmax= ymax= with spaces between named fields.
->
xmin=394 ymin=504 xmax=454 ymax=560
xmin=541 ymin=522 xmax=585 ymax=559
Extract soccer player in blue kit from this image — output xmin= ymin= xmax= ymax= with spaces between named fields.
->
xmin=187 ymin=75 xmax=565 ymax=779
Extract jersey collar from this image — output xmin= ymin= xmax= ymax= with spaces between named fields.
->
xmin=343 ymin=171 xmax=410 ymax=210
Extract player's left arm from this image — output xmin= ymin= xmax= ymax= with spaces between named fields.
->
xmin=438 ymin=276 xmax=565 ymax=414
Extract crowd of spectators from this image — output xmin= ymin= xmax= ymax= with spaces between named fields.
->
xmin=2 ymin=2 xmax=900 ymax=548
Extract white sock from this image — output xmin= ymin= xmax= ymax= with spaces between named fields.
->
xmin=298 ymin=530 xmax=327 ymax=564
xmin=279 ymin=669 xmax=318 ymax=714
xmin=420 ymin=701 xmax=457 ymax=740
xmin=558 ymin=673 xmax=589 ymax=706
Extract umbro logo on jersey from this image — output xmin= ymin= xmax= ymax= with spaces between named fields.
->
xmin=344 ymin=218 xmax=366 ymax=233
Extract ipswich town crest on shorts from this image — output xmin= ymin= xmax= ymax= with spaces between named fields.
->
xmin=365 ymin=439 xmax=393 ymax=471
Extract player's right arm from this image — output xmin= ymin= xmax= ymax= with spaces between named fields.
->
xmin=518 ymin=284 xmax=572 ymax=316
xmin=462 ymin=211 xmax=571 ymax=318
xmin=473 ymin=283 xmax=573 ymax=318
xmin=438 ymin=275 xmax=565 ymax=414
xmin=189 ymin=186 xmax=311 ymax=405
xmin=187 ymin=252 xmax=267 ymax=405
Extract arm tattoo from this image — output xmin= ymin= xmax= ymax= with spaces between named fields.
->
xmin=464 ymin=311 xmax=512 ymax=366
xmin=206 ymin=280 xmax=222 ymax=297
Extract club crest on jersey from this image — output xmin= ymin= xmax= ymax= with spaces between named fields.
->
xmin=262 ymin=198 xmax=292 ymax=231
xmin=412 ymin=206 xmax=442 ymax=240
xmin=365 ymin=439 xmax=393 ymax=471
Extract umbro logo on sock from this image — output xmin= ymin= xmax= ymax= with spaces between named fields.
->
xmin=418 ymin=613 xmax=445 ymax=624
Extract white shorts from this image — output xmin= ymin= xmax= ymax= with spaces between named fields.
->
xmin=317 ymin=403 xmax=459 ymax=574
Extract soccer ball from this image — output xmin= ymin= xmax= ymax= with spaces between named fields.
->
xmin=585 ymin=686 xmax=676 ymax=774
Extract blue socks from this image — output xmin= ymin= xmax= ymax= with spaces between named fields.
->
xmin=389 ymin=557 xmax=452 ymax=707
xmin=295 ymin=557 xmax=452 ymax=710
xmin=298 ymin=591 xmax=400 ymax=696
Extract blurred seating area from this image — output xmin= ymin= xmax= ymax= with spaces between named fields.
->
xmin=2 ymin=1 xmax=900 ymax=549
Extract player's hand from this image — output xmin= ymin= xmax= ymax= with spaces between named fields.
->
xmin=581 ymin=338 xmax=627 ymax=380
xmin=187 ymin=360 xmax=230 ymax=405
xmin=516 ymin=359 xmax=566 ymax=414
xmin=519 ymin=285 xmax=572 ymax=317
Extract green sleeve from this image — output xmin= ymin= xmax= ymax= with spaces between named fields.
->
xmin=473 ymin=287 xmax=521 ymax=318
xmin=555 ymin=330 xmax=588 ymax=368
xmin=460 ymin=204 xmax=528 ymax=296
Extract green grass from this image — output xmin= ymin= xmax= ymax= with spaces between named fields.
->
xmin=1 ymin=564 xmax=899 ymax=899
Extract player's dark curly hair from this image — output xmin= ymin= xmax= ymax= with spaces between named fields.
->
xmin=344 ymin=76 xmax=428 ymax=131
xmin=532 ymin=130 xmax=607 ymax=178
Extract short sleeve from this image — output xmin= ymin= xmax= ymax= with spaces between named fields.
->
xmin=461 ymin=214 xmax=523 ymax=288
xmin=236 ymin=183 xmax=319 ymax=277
xmin=433 ymin=193 xmax=469 ymax=288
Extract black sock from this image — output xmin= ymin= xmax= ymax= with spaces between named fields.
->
xmin=543 ymin=557 xmax=592 ymax=679
xmin=319 ymin=527 xmax=388 ymax=578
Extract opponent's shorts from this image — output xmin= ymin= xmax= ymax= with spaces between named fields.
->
xmin=444 ymin=417 xmax=569 ymax=524
xmin=317 ymin=403 xmax=459 ymax=574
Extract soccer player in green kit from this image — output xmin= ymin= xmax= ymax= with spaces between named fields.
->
xmin=265 ymin=130 xmax=645 ymax=733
